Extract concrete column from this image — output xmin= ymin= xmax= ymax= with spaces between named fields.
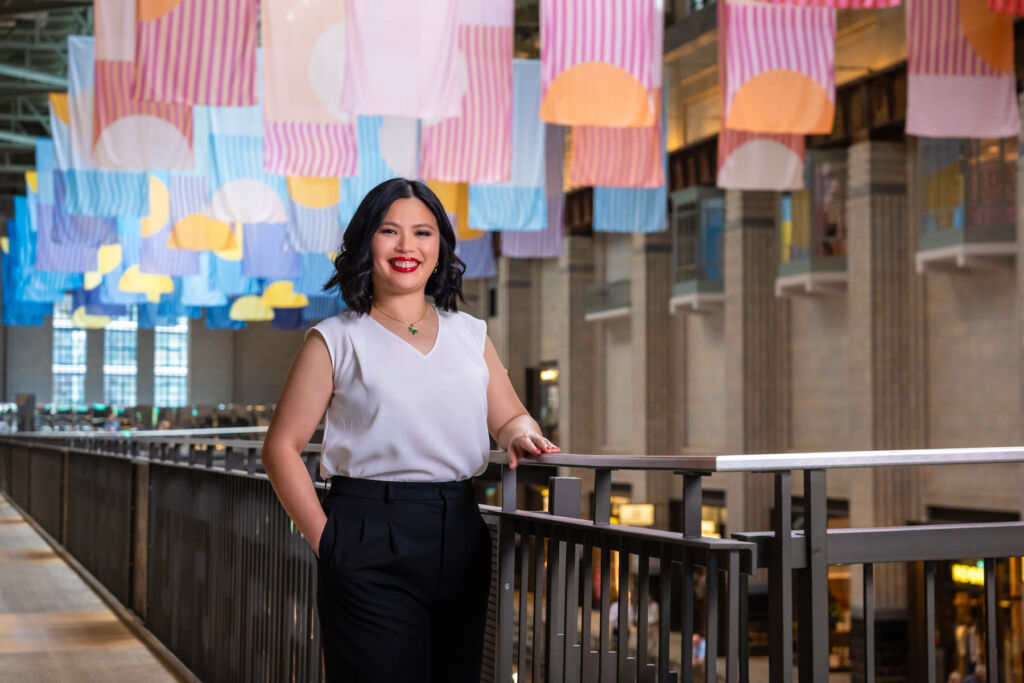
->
xmin=490 ymin=256 xmax=536 ymax=400
xmin=846 ymin=141 xmax=925 ymax=617
xmin=188 ymin=316 xmax=235 ymax=406
xmin=557 ymin=235 xmax=596 ymax=454
xmin=84 ymin=329 xmax=104 ymax=404
xmin=722 ymin=190 xmax=789 ymax=533
xmin=4 ymin=323 xmax=54 ymax=403
xmin=137 ymin=328 xmax=154 ymax=407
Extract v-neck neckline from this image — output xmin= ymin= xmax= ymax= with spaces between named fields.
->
xmin=366 ymin=307 xmax=442 ymax=359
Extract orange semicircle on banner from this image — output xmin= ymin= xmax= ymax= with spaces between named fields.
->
xmin=168 ymin=214 xmax=238 ymax=251
xmin=49 ymin=93 xmax=70 ymax=126
xmin=961 ymin=0 xmax=1013 ymax=73
xmin=540 ymin=62 xmax=654 ymax=127
xmin=138 ymin=0 xmax=184 ymax=22
xmin=726 ymin=71 xmax=834 ymax=135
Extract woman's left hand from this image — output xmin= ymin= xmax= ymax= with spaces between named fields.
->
xmin=506 ymin=432 xmax=560 ymax=469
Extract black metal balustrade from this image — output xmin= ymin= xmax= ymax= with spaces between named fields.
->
xmin=2 ymin=432 xmax=1024 ymax=683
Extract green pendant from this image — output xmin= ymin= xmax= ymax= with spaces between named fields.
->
xmin=409 ymin=325 xmax=418 ymax=335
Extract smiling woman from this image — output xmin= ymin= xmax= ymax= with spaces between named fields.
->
xmin=261 ymin=178 xmax=561 ymax=683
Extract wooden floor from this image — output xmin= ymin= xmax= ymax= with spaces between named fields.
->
xmin=0 ymin=494 xmax=179 ymax=682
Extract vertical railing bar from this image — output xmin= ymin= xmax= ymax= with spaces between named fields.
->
xmin=740 ymin=572 xmax=749 ymax=683
xmin=864 ymin=563 xmax=874 ymax=683
xmin=925 ymin=561 xmax=936 ymax=683
xmin=519 ymin=529 xmax=530 ymax=680
xmin=681 ymin=546 xmax=694 ymax=683
xmin=594 ymin=469 xmax=612 ymax=526
xmin=564 ymin=536 xmax=582 ymax=681
xmin=984 ymin=557 xmax=998 ymax=683
xmin=599 ymin=539 xmax=613 ymax=683
xmin=657 ymin=545 xmax=672 ymax=683
xmin=726 ymin=551 xmax=741 ymax=683
xmin=617 ymin=545 xmax=630 ymax=682
xmin=500 ymin=464 xmax=519 ymax=683
xmin=800 ymin=469 xmax=828 ymax=683
xmin=533 ymin=528 xmax=547 ymax=683
xmin=705 ymin=551 xmax=720 ymax=683
xmin=582 ymin=536 xmax=598 ymax=682
xmin=769 ymin=471 xmax=793 ymax=683
xmin=636 ymin=550 xmax=650 ymax=683
xmin=548 ymin=525 xmax=566 ymax=683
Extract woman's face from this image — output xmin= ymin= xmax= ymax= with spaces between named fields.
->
xmin=370 ymin=197 xmax=441 ymax=298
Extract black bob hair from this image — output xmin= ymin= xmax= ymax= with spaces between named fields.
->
xmin=323 ymin=178 xmax=466 ymax=314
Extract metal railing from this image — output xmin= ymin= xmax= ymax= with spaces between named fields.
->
xmin=2 ymin=433 xmax=1024 ymax=682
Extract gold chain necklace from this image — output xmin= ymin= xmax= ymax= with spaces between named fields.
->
xmin=373 ymin=303 xmax=430 ymax=336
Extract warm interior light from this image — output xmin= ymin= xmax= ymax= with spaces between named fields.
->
xmin=951 ymin=562 xmax=985 ymax=586
xmin=539 ymin=368 xmax=559 ymax=382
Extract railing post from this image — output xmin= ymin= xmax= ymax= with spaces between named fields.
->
xmin=496 ymin=463 xmax=518 ymax=683
xmin=677 ymin=471 xmax=705 ymax=683
xmin=797 ymin=469 xmax=828 ymax=683
xmin=546 ymin=476 xmax=581 ymax=683
xmin=769 ymin=471 xmax=793 ymax=683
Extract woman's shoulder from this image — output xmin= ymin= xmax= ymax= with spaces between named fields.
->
xmin=308 ymin=310 xmax=366 ymax=342
xmin=438 ymin=308 xmax=487 ymax=350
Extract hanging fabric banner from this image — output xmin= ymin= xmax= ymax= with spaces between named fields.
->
xmin=133 ymin=0 xmax=258 ymax=106
xmin=336 ymin=116 xmax=419 ymax=229
xmin=61 ymin=38 xmax=150 ymax=217
xmin=540 ymin=0 xmax=659 ymax=127
xmin=139 ymin=173 xmax=201 ymax=276
xmin=717 ymin=128 xmax=806 ymax=190
xmin=10 ymin=192 xmax=82 ymax=303
xmin=294 ymin=253 xmax=337 ymax=296
xmin=32 ymin=139 xmax=101 ymax=273
xmin=284 ymin=176 xmax=343 ymax=254
xmin=181 ymin=253 xmax=228 ymax=308
xmin=593 ymin=184 xmax=666 ymax=233
xmin=341 ymin=0 xmax=462 ymax=118
xmin=98 ymin=218 xmax=151 ymax=307
xmin=722 ymin=0 xmax=836 ymax=134
xmin=570 ymin=90 xmax=665 ymax=188
xmin=760 ymin=0 xmax=897 ymax=7
xmin=1 ymin=246 xmax=51 ymax=326
xmin=92 ymin=0 xmax=193 ymax=170
xmin=455 ymin=233 xmax=497 ymax=279
xmin=500 ymin=125 xmax=565 ymax=258
xmin=303 ymin=295 xmax=344 ymax=322
xmin=205 ymin=304 xmax=247 ymax=330
xmin=469 ymin=59 xmax=547 ymax=232
xmin=261 ymin=0 xmax=357 ymax=177
xmin=242 ymin=223 xmax=301 ymax=279
xmin=420 ymin=0 xmax=514 ymax=183
xmin=906 ymin=0 xmax=1019 ymax=137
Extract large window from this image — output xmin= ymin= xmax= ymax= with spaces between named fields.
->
xmin=52 ymin=296 xmax=86 ymax=406
xmin=671 ymin=187 xmax=724 ymax=282
xmin=780 ymin=151 xmax=847 ymax=264
xmin=104 ymin=308 xmax=138 ymax=406
xmin=154 ymin=317 xmax=188 ymax=407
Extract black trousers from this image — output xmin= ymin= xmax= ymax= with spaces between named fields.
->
xmin=316 ymin=475 xmax=492 ymax=683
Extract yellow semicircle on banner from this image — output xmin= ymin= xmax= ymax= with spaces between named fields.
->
xmin=49 ymin=93 xmax=70 ymax=126
xmin=961 ymin=0 xmax=1014 ymax=73
xmin=427 ymin=180 xmax=484 ymax=240
xmin=287 ymin=176 xmax=340 ymax=209
xmin=261 ymin=281 xmax=309 ymax=309
xmin=0 ymin=237 xmax=8 ymax=254
xmin=230 ymin=295 xmax=275 ymax=321
xmin=169 ymin=214 xmax=238 ymax=251
xmin=118 ymin=265 xmax=174 ymax=303
xmin=71 ymin=306 xmax=111 ymax=330
xmin=141 ymin=174 xmax=170 ymax=237
xmin=539 ymin=62 xmax=654 ymax=127
xmin=83 ymin=272 xmax=102 ymax=290
xmin=97 ymin=244 xmax=122 ymax=274
xmin=25 ymin=172 xmax=38 ymax=194
xmin=726 ymin=71 xmax=834 ymax=135
xmin=214 ymin=223 xmax=244 ymax=261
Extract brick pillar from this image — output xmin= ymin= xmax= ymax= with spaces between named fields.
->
xmin=85 ymin=329 xmax=105 ymax=404
xmin=491 ymin=256 xmax=536 ymax=400
xmin=846 ymin=141 xmax=925 ymax=619
xmin=557 ymin=235 xmax=596 ymax=454
xmin=630 ymin=230 xmax=675 ymax=522
xmin=137 ymin=328 xmax=154 ymax=408
xmin=722 ymin=190 xmax=789 ymax=533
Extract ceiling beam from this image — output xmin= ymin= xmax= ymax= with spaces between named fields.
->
xmin=0 ymin=1 xmax=91 ymax=17
xmin=0 ymin=63 xmax=67 ymax=88
xmin=0 ymin=129 xmax=36 ymax=147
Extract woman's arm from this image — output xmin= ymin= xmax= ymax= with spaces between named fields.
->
xmin=261 ymin=331 xmax=335 ymax=556
xmin=484 ymin=336 xmax=560 ymax=468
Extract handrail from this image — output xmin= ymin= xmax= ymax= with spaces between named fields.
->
xmin=11 ymin=426 xmax=268 ymax=438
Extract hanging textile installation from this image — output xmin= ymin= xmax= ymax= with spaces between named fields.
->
xmin=61 ymin=36 xmax=149 ymax=217
xmin=284 ymin=176 xmax=343 ymax=254
xmin=420 ymin=0 xmax=514 ymax=183
xmin=294 ymin=254 xmax=338 ymax=297
xmin=133 ymin=0 xmax=258 ymax=106
xmin=139 ymin=173 xmax=201 ymax=276
xmin=906 ymin=0 xmax=1019 ymax=137
xmin=988 ymin=0 xmax=1024 ymax=13
xmin=469 ymin=60 xmax=547 ymax=232
xmin=717 ymin=128 xmax=806 ymax=190
xmin=261 ymin=0 xmax=357 ymax=177
xmin=32 ymin=138 xmax=103 ymax=272
xmin=760 ymin=0 xmax=898 ymax=7
xmin=341 ymin=0 xmax=463 ymax=118
xmin=540 ymin=0 xmax=659 ymax=127
xmin=336 ymin=116 xmax=419 ymax=227
xmin=455 ymin=234 xmax=497 ymax=279
xmin=92 ymin=0 xmax=193 ymax=170
xmin=500 ymin=125 xmax=566 ymax=258
xmin=9 ymin=192 xmax=82 ymax=304
xmin=242 ymin=223 xmax=301 ymax=279
xmin=722 ymin=0 xmax=836 ymax=135
xmin=570 ymin=94 xmax=665 ymax=188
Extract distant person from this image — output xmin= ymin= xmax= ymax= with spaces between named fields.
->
xmin=262 ymin=178 xmax=560 ymax=683
xmin=102 ymin=412 xmax=120 ymax=432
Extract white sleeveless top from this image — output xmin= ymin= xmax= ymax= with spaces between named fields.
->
xmin=309 ymin=309 xmax=491 ymax=482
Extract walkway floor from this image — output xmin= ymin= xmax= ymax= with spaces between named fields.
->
xmin=0 ymin=494 xmax=178 ymax=683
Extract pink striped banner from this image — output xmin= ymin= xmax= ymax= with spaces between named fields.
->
xmin=569 ymin=90 xmax=664 ymax=188
xmin=760 ymin=0 xmax=897 ymax=6
xmin=906 ymin=0 xmax=1018 ymax=136
xmin=724 ymin=1 xmax=835 ymax=133
xmin=265 ymin=121 xmax=358 ymax=178
xmin=539 ymin=0 xmax=659 ymax=126
xmin=420 ymin=24 xmax=514 ymax=183
xmin=132 ymin=0 xmax=258 ymax=106
xmin=94 ymin=60 xmax=192 ymax=146
xmin=989 ymin=0 xmax=1024 ymax=13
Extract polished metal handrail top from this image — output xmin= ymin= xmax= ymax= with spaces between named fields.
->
xmin=12 ymin=426 xmax=268 ymax=438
